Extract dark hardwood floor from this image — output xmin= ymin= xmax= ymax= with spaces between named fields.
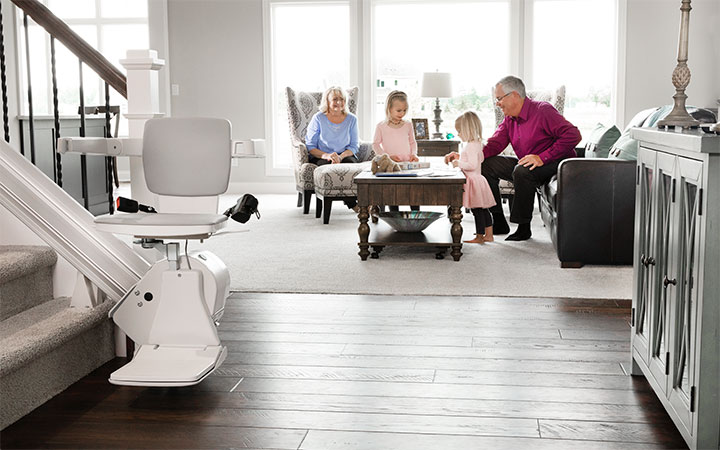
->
xmin=1 ymin=293 xmax=689 ymax=449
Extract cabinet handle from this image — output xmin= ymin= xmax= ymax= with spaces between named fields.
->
xmin=663 ymin=276 xmax=677 ymax=288
xmin=646 ymin=257 xmax=655 ymax=266
xmin=640 ymin=254 xmax=646 ymax=266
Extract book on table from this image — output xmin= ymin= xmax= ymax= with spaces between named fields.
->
xmin=396 ymin=161 xmax=430 ymax=170
xmin=375 ymin=168 xmax=434 ymax=177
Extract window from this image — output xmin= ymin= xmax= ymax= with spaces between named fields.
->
xmin=264 ymin=1 xmax=350 ymax=173
xmin=530 ymin=0 xmax=616 ymax=141
xmin=16 ymin=0 xmax=148 ymax=135
xmin=373 ymin=1 xmax=512 ymax=139
xmin=263 ymin=0 xmax=619 ymax=173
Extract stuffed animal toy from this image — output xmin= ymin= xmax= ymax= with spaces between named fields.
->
xmin=371 ymin=154 xmax=401 ymax=174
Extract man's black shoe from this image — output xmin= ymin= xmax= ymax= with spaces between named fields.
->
xmin=492 ymin=215 xmax=511 ymax=234
xmin=505 ymin=223 xmax=532 ymax=241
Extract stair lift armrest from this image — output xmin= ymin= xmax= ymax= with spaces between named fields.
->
xmin=57 ymin=137 xmax=143 ymax=157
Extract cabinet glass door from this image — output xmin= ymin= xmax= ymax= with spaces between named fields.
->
xmin=668 ymin=157 xmax=703 ymax=432
xmin=633 ymin=148 xmax=654 ymax=363
xmin=647 ymin=153 xmax=675 ymax=389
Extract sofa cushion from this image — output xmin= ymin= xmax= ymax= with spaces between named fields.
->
xmin=585 ymin=123 xmax=621 ymax=158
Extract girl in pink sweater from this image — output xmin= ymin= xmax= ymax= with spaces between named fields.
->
xmin=373 ymin=91 xmax=419 ymax=212
xmin=449 ymin=111 xmax=497 ymax=243
xmin=372 ymin=90 xmax=419 ymax=163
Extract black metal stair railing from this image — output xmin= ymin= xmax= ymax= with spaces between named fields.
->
xmin=50 ymin=35 xmax=61 ymax=186
xmin=22 ymin=12 xmax=35 ymax=164
xmin=0 ymin=0 xmax=128 ymax=215
xmin=0 ymin=1 xmax=10 ymax=144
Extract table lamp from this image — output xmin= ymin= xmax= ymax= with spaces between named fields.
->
xmin=421 ymin=72 xmax=453 ymax=139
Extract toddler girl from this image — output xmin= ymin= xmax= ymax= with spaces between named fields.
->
xmin=450 ymin=111 xmax=496 ymax=243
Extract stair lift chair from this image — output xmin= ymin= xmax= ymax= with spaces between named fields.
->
xmin=96 ymin=117 xmax=232 ymax=387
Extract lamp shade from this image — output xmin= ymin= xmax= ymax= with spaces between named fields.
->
xmin=421 ymin=72 xmax=453 ymax=98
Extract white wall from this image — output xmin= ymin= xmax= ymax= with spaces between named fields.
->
xmin=624 ymin=0 xmax=720 ymax=125
xmin=165 ymin=0 xmax=292 ymax=192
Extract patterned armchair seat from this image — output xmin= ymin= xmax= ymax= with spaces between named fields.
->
xmin=492 ymin=85 xmax=566 ymax=211
xmin=285 ymin=86 xmax=374 ymax=223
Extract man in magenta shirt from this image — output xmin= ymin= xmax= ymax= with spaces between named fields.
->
xmin=450 ymin=76 xmax=582 ymax=241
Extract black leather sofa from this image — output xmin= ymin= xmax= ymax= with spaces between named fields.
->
xmin=538 ymin=106 xmax=717 ymax=268
xmin=539 ymin=157 xmax=635 ymax=268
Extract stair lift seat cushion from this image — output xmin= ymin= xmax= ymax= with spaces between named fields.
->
xmin=95 ymin=212 xmax=227 ymax=239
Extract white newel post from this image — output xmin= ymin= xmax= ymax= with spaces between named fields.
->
xmin=120 ymin=49 xmax=165 ymax=207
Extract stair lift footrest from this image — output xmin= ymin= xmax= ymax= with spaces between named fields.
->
xmin=109 ymin=344 xmax=227 ymax=387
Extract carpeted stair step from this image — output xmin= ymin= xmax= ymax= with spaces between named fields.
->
xmin=0 ymin=297 xmax=115 ymax=430
xmin=0 ymin=245 xmax=57 ymax=321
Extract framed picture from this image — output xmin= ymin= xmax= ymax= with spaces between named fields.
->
xmin=412 ymin=118 xmax=429 ymax=140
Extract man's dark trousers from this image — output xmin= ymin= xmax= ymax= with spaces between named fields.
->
xmin=481 ymin=155 xmax=561 ymax=224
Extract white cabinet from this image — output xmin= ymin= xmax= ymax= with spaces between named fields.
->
xmin=631 ymin=128 xmax=720 ymax=450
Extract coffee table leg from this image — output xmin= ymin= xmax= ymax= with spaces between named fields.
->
xmin=358 ymin=207 xmax=370 ymax=260
xmin=449 ymin=205 xmax=463 ymax=261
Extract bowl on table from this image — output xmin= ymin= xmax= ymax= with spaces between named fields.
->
xmin=377 ymin=211 xmax=443 ymax=233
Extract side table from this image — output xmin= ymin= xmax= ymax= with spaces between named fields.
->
xmin=417 ymin=139 xmax=460 ymax=157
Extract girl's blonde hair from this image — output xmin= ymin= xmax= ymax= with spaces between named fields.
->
xmin=320 ymin=86 xmax=349 ymax=114
xmin=385 ymin=90 xmax=408 ymax=122
xmin=455 ymin=111 xmax=483 ymax=142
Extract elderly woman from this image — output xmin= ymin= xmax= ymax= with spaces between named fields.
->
xmin=305 ymin=86 xmax=360 ymax=166
xmin=305 ymin=86 xmax=360 ymax=209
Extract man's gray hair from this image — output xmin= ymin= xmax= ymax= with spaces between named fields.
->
xmin=497 ymin=76 xmax=526 ymax=98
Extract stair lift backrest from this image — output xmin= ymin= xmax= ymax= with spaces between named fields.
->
xmin=143 ymin=118 xmax=232 ymax=214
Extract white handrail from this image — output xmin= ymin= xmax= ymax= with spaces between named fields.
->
xmin=0 ymin=140 xmax=149 ymax=301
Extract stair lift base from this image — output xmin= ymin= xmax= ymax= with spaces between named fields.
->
xmin=108 ymin=247 xmax=230 ymax=387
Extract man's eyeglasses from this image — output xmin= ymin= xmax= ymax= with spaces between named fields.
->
xmin=494 ymin=92 xmax=512 ymax=104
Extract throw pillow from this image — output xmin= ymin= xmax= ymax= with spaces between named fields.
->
xmin=584 ymin=123 xmax=621 ymax=158
xmin=607 ymin=134 xmax=639 ymax=161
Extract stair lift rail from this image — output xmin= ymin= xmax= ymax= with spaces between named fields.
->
xmin=0 ymin=139 xmax=149 ymax=302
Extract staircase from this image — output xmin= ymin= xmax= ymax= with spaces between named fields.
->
xmin=0 ymin=245 xmax=115 ymax=430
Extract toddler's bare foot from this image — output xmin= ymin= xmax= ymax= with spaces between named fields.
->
xmin=483 ymin=235 xmax=494 ymax=242
xmin=463 ymin=236 xmax=485 ymax=244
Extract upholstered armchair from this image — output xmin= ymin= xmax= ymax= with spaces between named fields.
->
xmin=285 ymin=86 xmax=375 ymax=224
xmin=285 ymin=86 xmax=360 ymax=214
xmin=492 ymin=85 xmax=566 ymax=210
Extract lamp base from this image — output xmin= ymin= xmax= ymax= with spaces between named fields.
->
xmin=432 ymin=98 xmax=443 ymax=139
xmin=657 ymin=93 xmax=700 ymax=128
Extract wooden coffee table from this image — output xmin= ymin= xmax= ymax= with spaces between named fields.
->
xmin=355 ymin=171 xmax=466 ymax=261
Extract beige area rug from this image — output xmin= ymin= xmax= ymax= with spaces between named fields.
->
xmin=185 ymin=194 xmax=633 ymax=300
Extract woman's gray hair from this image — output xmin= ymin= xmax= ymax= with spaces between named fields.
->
xmin=497 ymin=76 xmax=526 ymax=98
xmin=319 ymin=86 xmax=348 ymax=114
